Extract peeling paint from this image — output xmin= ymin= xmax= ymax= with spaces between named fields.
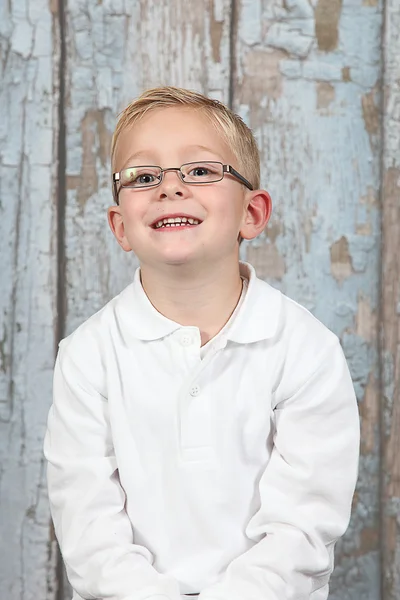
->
xmin=363 ymin=0 xmax=378 ymax=5
xmin=210 ymin=1 xmax=223 ymax=63
xmin=316 ymin=81 xmax=335 ymax=109
xmin=77 ymin=109 xmax=112 ymax=208
xmin=315 ymin=0 xmax=343 ymax=52
xmin=362 ymin=88 xmax=380 ymax=144
xmin=48 ymin=0 xmax=59 ymax=16
xmin=265 ymin=221 xmax=282 ymax=244
xmin=356 ymin=294 xmax=377 ymax=343
xmin=342 ymin=66 xmax=351 ymax=82
xmin=360 ymin=372 xmax=379 ymax=454
xmin=360 ymin=186 xmax=378 ymax=207
xmin=330 ymin=236 xmax=353 ymax=282
xmin=356 ymin=222 xmax=373 ymax=236
xmin=241 ymin=49 xmax=287 ymax=105
xmin=358 ymin=525 xmax=380 ymax=555
xmin=386 ymin=441 xmax=400 ymax=499
xmin=246 ymin=242 xmax=286 ymax=280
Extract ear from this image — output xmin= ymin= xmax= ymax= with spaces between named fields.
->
xmin=240 ymin=189 xmax=272 ymax=240
xmin=107 ymin=205 xmax=133 ymax=252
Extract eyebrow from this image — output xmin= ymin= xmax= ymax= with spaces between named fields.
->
xmin=120 ymin=145 xmax=225 ymax=171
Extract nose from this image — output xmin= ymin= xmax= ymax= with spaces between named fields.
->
xmin=158 ymin=169 xmax=189 ymax=200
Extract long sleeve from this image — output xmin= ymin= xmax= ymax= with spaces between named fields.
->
xmin=198 ymin=338 xmax=360 ymax=600
xmin=44 ymin=339 xmax=181 ymax=600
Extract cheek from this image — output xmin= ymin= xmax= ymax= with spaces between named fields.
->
xmin=212 ymin=195 xmax=245 ymax=225
xmin=120 ymin=199 xmax=148 ymax=227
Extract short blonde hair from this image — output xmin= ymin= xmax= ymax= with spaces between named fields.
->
xmin=111 ymin=86 xmax=260 ymax=192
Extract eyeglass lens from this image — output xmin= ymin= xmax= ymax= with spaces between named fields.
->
xmin=120 ymin=162 xmax=224 ymax=188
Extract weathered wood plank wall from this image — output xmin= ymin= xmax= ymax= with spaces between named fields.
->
xmin=0 ymin=1 xmax=60 ymax=598
xmin=235 ymin=2 xmax=383 ymax=598
xmin=1 ymin=1 xmax=399 ymax=599
xmin=382 ymin=1 xmax=400 ymax=599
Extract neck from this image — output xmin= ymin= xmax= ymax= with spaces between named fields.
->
xmin=139 ymin=258 xmax=244 ymax=346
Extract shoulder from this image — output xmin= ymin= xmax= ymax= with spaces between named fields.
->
xmin=272 ymin=289 xmax=344 ymax=401
xmin=251 ymin=275 xmax=343 ymax=399
xmin=250 ymin=272 xmax=338 ymax=350
xmin=57 ymin=284 xmax=133 ymax=390
xmin=279 ymin=290 xmax=339 ymax=350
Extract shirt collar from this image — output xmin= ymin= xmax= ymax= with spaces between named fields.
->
xmin=115 ymin=261 xmax=282 ymax=344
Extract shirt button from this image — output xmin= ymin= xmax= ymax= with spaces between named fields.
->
xmin=190 ymin=384 xmax=201 ymax=397
xmin=180 ymin=334 xmax=193 ymax=346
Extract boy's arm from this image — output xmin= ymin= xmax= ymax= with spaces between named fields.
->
xmin=44 ymin=339 xmax=181 ymax=600
xmin=199 ymin=338 xmax=360 ymax=600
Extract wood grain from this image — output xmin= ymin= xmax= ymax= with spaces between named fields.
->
xmin=0 ymin=0 xmax=60 ymax=597
xmin=235 ymin=1 xmax=382 ymax=598
xmin=381 ymin=1 xmax=400 ymax=597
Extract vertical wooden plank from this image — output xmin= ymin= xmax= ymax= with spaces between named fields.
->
xmin=61 ymin=0 xmax=232 ymax=596
xmin=64 ymin=0 xmax=233 ymax=337
xmin=0 ymin=0 xmax=60 ymax=598
xmin=381 ymin=0 xmax=400 ymax=597
xmin=234 ymin=1 xmax=382 ymax=598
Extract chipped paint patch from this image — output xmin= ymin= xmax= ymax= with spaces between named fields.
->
xmin=330 ymin=236 xmax=353 ymax=282
xmin=359 ymin=525 xmax=380 ymax=555
xmin=316 ymin=82 xmax=335 ymax=109
xmin=362 ymin=0 xmax=378 ymax=5
xmin=210 ymin=1 xmax=223 ymax=63
xmin=315 ymin=0 xmax=343 ymax=52
xmin=356 ymin=293 xmax=377 ymax=343
xmin=77 ymin=109 xmax=112 ymax=208
xmin=360 ymin=186 xmax=378 ymax=207
xmin=362 ymin=89 xmax=380 ymax=144
xmin=342 ymin=66 xmax=351 ymax=82
xmin=48 ymin=0 xmax=59 ymax=16
xmin=356 ymin=222 xmax=373 ymax=235
xmin=246 ymin=242 xmax=286 ymax=280
xmin=360 ymin=372 xmax=379 ymax=454
xmin=241 ymin=49 xmax=287 ymax=103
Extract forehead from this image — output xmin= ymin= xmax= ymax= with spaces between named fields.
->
xmin=113 ymin=106 xmax=236 ymax=171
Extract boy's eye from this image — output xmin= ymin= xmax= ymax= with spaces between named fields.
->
xmin=121 ymin=167 xmax=161 ymax=187
xmin=137 ymin=173 xmax=156 ymax=184
xmin=185 ymin=163 xmax=221 ymax=180
xmin=190 ymin=166 xmax=210 ymax=177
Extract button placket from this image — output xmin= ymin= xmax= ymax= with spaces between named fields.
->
xmin=178 ymin=353 xmax=221 ymax=461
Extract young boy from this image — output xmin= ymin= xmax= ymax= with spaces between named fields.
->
xmin=44 ymin=87 xmax=360 ymax=600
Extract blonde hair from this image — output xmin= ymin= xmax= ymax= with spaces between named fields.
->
xmin=111 ymin=86 xmax=260 ymax=192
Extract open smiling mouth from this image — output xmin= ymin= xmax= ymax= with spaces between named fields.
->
xmin=151 ymin=216 xmax=202 ymax=230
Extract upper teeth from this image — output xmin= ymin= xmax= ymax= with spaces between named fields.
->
xmin=154 ymin=217 xmax=200 ymax=228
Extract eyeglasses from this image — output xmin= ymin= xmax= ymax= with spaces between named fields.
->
xmin=112 ymin=161 xmax=253 ymax=204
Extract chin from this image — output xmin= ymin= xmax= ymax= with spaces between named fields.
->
xmin=162 ymin=254 xmax=197 ymax=267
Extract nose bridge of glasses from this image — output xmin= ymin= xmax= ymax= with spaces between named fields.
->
xmin=160 ymin=166 xmax=186 ymax=183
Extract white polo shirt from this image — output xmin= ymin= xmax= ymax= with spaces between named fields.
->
xmin=44 ymin=261 xmax=360 ymax=600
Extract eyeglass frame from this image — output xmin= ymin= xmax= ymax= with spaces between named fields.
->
xmin=112 ymin=161 xmax=254 ymax=204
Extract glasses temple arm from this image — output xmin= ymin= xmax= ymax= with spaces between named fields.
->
xmin=224 ymin=165 xmax=253 ymax=190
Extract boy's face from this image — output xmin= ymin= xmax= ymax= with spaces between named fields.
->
xmin=108 ymin=106 xmax=271 ymax=270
